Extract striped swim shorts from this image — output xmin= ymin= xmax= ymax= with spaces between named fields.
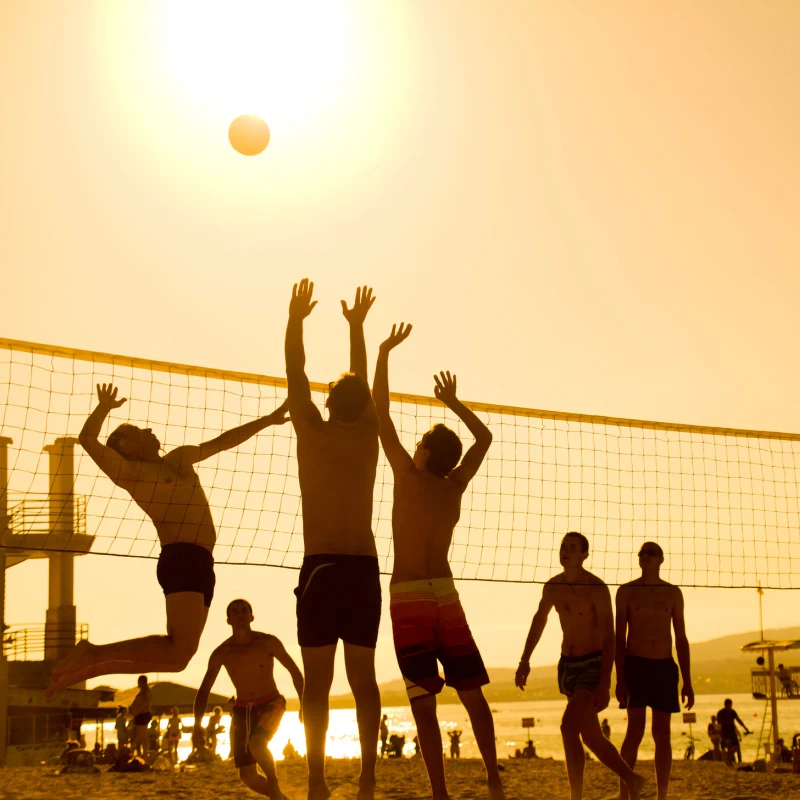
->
xmin=557 ymin=651 xmax=603 ymax=698
xmin=390 ymin=577 xmax=489 ymax=701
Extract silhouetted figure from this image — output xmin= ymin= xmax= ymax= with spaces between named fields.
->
xmin=165 ymin=706 xmax=182 ymax=764
xmin=283 ymin=739 xmax=300 ymax=760
xmin=601 ymin=719 xmax=611 ymax=740
xmin=286 ymin=280 xmax=381 ymax=800
xmin=45 ymin=383 xmax=288 ymax=697
xmin=616 ymin=542 xmax=694 ymax=800
xmin=516 ymin=533 xmax=645 ymax=800
xmin=717 ymin=698 xmax=749 ymax=764
xmin=380 ymin=714 xmax=389 ymax=758
xmin=448 ymin=730 xmax=462 ymax=759
xmin=374 ymin=325 xmax=505 ymax=800
xmin=114 ymin=705 xmax=129 ymax=748
xmin=522 ymin=740 xmax=538 ymax=759
xmin=194 ymin=599 xmax=304 ymax=800
xmin=129 ymin=675 xmax=152 ymax=758
xmin=708 ymin=715 xmax=722 ymax=761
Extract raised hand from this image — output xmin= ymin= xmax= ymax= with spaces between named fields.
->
xmin=266 ymin=400 xmax=290 ymax=426
xmin=433 ymin=371 xmax=458 ymax=406
xmin=379 ymin=322 xmax=413 ymax=352
xmin=96 ymin=383 xmax=127 ymax=409
xmin=341 ymin=285 xmax=376 ymax=325
xmin=289 ymin=279 xmax=318 ymax=319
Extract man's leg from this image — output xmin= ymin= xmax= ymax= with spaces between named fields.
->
xmin=651 ymin=711 xmax=672 ymax=800
xmin=561 ymin=696 xmax=589 ymax=800
xmin=137 ymin=725 xmax=149 ymax=758
xmin=248 ymin=734 xmax=283 ymax=800
xmin=302 ymin=644 xmax=336 ymax=800
xmin=577 ymin=704 xmax=644 ymax=800
xmin=344 ymin=643 xmax=381 ymax=800
xmin=619 ymin=706 xmax=646 ymax=800
xmin=458 ymin=688 xmax=506 ymax=800
xmin=410 ymin=694 xmax=448 ymax=800
xmin=46 ymin=593 xmax=208 ymax=695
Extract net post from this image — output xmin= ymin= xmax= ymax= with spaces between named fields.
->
xmin=0 ymin=436 xmax=12 ymax=767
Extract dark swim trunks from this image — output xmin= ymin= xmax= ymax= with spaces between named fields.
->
xmin=557 ymin=651 xmax=603 ymax=698
xmin=624 ymin=654 xmax=680 ymax=713
xmin=295 ymin=554 xmax=381 ymax=648
xmin=231 ymin=692 xmax=286 ymax=768
xmin=156 ymin=542 xmax=216 ymax=607
xmin=133 ymin=712 xmax=152 ymax=726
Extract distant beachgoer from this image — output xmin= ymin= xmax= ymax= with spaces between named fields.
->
xmin=448 ymin=730 xmax=462 ymax=759
xmin=286 ymin=280 xmax=381 ymax=800
xmin=193 ymin=598 xmax=304 ymax=800
xmin=522 ymin=740 xmax=538 ymax=759
xmin=45 ymin=383 xmax=288 ymax=699
xmin=283 ymin=739 xmax=299 ymax=760
xmin=114 ymin=705 xmax=128 ymax=748
xmin=516 ymin=532 xmax=645 ymax=800
xmin=708 ymin=716 xmax=722 ymax=761
xmin=380 ymin=714 xmax=389 ymax=758
xmin=129 ymin=675 xmax=152 ymax=758
xmin=374 ymin=324 xmax=505 ymax=800
xmin=601 ymin=719 xmax=611 ymax=740
xmin=776 ymin=737 xmax=793 ymax=763
xmin=148 ymin=716 xmax=161 ymax=752
xmin=615 ymin=541 xmax=694 ymax=800
xmin=413 ymin=735 xmax=420 ymax=757
xmin=165 ymin=707 xmax=182 ymax=763
xmin=778 ymin=663 xmax=798 ymax=697
xmin=207 ymin=707 xmax=224 ymax=753
xmin=716 ymin=699 xmax=749 ymax=764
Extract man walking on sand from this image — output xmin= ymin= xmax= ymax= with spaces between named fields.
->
xmin=516 ymin=533 xmax=645 ymax=800
xmin=374 ymin=322 xmax=506 ymax=800
xmin=193 ymin=599 xmax=304 ymax=800
xmin=286 ymin=279 xmax=381 ymax=800
xmin=615 ymin=541 xmax=694 ymax=800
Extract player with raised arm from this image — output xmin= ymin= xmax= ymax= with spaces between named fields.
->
xmin=373 ymin=323 xmax=506 ymax=800
xmin=616 ymin=542 xmax=694 ymax=800
xmin=44 ymin=383 xmax=289 ymax=697
xmin=515 ymin=533 xmax=645 ymax=800
xmin=285 ymin=279 xmax=381 ymax=800
xmin=193 ymin=599 xmax=304 ymax=800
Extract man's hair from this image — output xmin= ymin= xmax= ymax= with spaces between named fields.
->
xmin=107 ymin=424 xmax=138 ymax=458
xmin=638 ymin=541 xmax=664 ymax=557
xmin=327 ymin=373 xmax=371 ymax=423
xmin=724 ymin=698 xmax=732 ymax=706
xmin=226 ymin=598 xmax=253 ymax=616
xmin=213 ymin=706 xmax=222 ymax=714
xmin=422 ymin=424 xmax=463 ymax=478
xmin=117 ymin=705 xmax=126 ymax=714
xmin=138 ymin=675 xmax=147 ymax=684
xmin=563 ymin=531 xmax=589 ymax=553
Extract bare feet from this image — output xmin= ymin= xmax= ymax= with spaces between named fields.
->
xmin=46 ymin=639 xmax=95 ymax=695
xmin=625 ymin=773 xmax=646 ymax=800
xmin=307 ymin=783 xmax=331 ymax=800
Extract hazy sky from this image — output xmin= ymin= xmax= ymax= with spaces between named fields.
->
xmin=2 ymin=1 xmax=800 ymax=697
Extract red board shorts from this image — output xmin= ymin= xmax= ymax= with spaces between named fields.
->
xmin=390 ymin=577 xmax=489 ymax=701
xmin=231 ymin=692 xmax=286 ymax=769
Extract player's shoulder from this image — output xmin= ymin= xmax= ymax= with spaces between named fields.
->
xmin=581 ymin=570 xmax=609 ymax=588
xmin=545 ymin=572 xmax=566 ymax=586
xmin=253 ymin=631 xmax=282 ymax=648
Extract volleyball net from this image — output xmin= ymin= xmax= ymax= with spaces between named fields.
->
xmin=1 ymin=337 xmax=798 ymax=588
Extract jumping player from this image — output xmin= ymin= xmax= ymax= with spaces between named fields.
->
xmin=616 ymin=541 xmax=694 ymax=800
xmin=286 ymin=280 xmax=381 ymax=800
xmin=45 ymin=382 xmax=289 ymax=697
xmin=373 ymin=323 xmax=505 ymax=800
xmin=193 ymin=599 xmax=304 ymax=799
xmin=516 ymin=533 xmax=645 ymax=800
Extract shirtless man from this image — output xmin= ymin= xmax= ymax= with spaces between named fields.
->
xmin=286 ymin=279 xmax=381 ymax=800
xmin=45 ymin=383 xmax=289 ymax=697
xmin=374 ymin=323 xmax=505 ymax=800
xmin=193 ymin=598 xmax=304 ymax=800
xmin=515 ymin=533 xmax=645 ymax=800
xmin=128 ymin=675 xmax=152 ymax=757
xmin=616 ymin=541 xmax=693 ymax=800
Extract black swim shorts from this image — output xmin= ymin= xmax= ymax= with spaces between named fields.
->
xmin=625 ymin=654 xmax=680 ymax=713
xmin=557 ymin=651 xmax=603 ymax=698
xmin=133 ymin=712 xmax=152 ymax=726
xmin=231 ymin=693 xmax=286 ymax=769
xmin=156 ymin=542 xmax=216 ymax=607
xmin=295 ymin=554 xmax=381 ymax=648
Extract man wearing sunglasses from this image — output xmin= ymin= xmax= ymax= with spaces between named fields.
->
xmin=615 ymin=542 xmax=694 ymax=800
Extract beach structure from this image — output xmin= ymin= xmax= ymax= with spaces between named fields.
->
xmin=0 ymin=436 xmax=113 ymax=766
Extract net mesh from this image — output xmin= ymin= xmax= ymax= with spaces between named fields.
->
xmin=1 ymin=337 xmax=799 ymax=588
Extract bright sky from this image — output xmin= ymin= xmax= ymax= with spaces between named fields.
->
xmin=2 ymin=1 xmax=799 ymax=697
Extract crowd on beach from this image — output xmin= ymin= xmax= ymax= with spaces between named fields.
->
xmin=40 ymin=281 xmax=796 ymax=800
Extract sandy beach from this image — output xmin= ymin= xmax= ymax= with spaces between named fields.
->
xmin=1 ymin=758 xmax=799 ymax=800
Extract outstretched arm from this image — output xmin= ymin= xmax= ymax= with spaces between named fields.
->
xmin=373 ymin=323 xmax=414 ymax=471
xmin=78 ymin=383 xmax=138 ymax=484
xmin=435 ymin=372 xmax=492 ymax=487
xmin=270 ymin=636 xmax=305 ymax=720
xmin=193 ymin=649 xmax=224 ymax=746
xmin=164 ymin=401 xmax=289 ymax=468
xmin=673 ymin=588 xmax=695 ymax=710
xmin=614 ymin=587 xmax=630 ymax=706
xmin=341 ymin=285 xmax=376 ymax=382
xmin=286 ymin=279 xmax=322 ymax=430
xmin=515 ymin=585 xmax=555 ymax=689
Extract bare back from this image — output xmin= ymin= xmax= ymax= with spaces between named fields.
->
xmin=114 ymin=459 xmax=216 ymax=551
xmin=617 ymin=579 xmax=682 ymax=659
xmin=295 ymin=417 xmax=379 ymax=556
xmin=546 ymin=571 xmax=610 ymax=657
xmin=390 ymin=464 xmax=463 ymax=582
xmin=215 ymin=633 xmax=281 ymax=703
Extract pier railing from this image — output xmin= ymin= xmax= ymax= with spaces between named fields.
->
xmin=2 ymin=623 xmax=89 ymax=661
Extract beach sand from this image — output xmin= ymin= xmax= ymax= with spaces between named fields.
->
xmin=1 ymin=758 xmax=799 ymax=800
